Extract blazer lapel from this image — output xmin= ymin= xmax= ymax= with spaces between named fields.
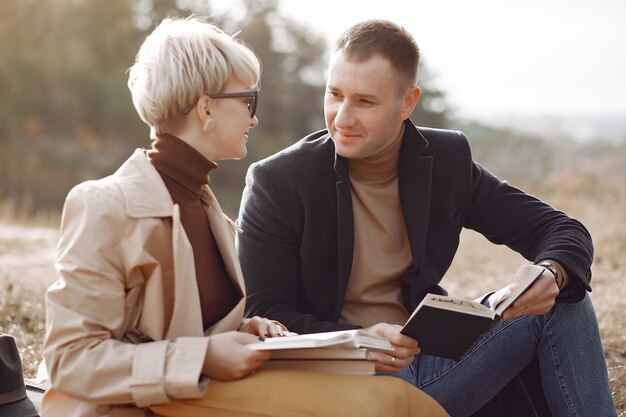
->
xmin=399 ymin=122 xmax=432 ymax=270
xmin=333 ymin=123 xmax=432 ymax=314
xmin=334 ymin=154 xmax=354 ymax=306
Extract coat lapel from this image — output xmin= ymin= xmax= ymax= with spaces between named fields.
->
xmin=200 ymin=186 xmax=245 ymax=298
xmin=164 ymin=180 xmax=246 ymax=338
xmin=166 ymin=204 xmax=205 ymax=338
xmin=115 ymin=150 xmax=239 ymax=339
xmin=114 ymin=151 xmax=206 ymax=339
xmin=200 ymin=186 xmax=247 ymax=335
xmin=167 ymin=182 xmax=246 ymax=338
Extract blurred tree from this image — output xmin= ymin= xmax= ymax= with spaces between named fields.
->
xmin=411 ymin=64 xmax=452 ymax=128
xmin=0 ymin=0 xmax=147 ymax=211
xmin=0 ymin=0 xmax=454 ymax=217
xmin=458 ymin=120 xmax=551 ymax=188
xmin=206 ymin=0 xmax=331 ymax=214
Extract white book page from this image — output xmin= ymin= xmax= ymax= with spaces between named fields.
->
xmin=417 ymin=294 xmax=496 ymax=319
xmin=483 ymin=285 xmax=513 ymax=309
xmin=493 ymin=268 xmax=545 ymax=316
xmin=246 ymin=329 xmax=392 ymax=351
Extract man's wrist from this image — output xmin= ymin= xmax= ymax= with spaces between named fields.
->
xmin=537 ymin=261 xmax=561 ymax=289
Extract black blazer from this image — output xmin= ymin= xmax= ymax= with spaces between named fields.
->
xmin=237 ymin=120 xmax=593 ymax=334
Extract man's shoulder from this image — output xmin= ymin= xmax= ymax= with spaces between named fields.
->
xmin=408 ymin=125 xmax=471 ymax=159
xmin=414 ymin=125 xmax=467 ymax=145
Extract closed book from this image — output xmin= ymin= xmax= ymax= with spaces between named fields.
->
xmin=260 ymin=359 xmax=375 ymax=375
xmin=270 ymin=348 xmax=369 ymax=360
xmin=401 ymin=267 xmax=544 ymax=360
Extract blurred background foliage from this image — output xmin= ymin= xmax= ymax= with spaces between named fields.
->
xmin=0 ymin=0 xmax=455 ymax=217
xmin=1 ymin=0 xmax=624 ymax=218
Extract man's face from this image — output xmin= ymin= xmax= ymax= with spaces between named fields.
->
xmin=324 ymin=52 xmax=419 ymax=160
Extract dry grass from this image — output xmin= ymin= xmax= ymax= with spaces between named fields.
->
xmin=0 ymin=189 xmax=624 ymax=415
xmin=0 ymin=219 xmax=57 ymax=377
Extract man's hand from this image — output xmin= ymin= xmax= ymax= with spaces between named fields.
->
xmin=500 ymin=264 xmax=559 ymax=321
xmin=239 ymin=316 xmax=288 ymax=337
xmin=202 ymin=331 xmax=271 ymax=380
xmin=362 ymin=323 xmax=420 ymax=373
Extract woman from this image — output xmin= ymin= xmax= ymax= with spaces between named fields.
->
xmin=42 ymin=17 xmax=447 ymax=417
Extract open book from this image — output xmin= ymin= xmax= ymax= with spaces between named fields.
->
xmin=247 ymin=329 xmax=392 ymax=352
xmin=401 ymin=267 xmax=545 ymax=360
xmin=248 ymin=330 xmax=388 ymax=375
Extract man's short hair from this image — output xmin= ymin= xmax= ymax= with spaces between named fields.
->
xmin=334 ymin=19 xmax=419 ymax=91
xmin=128 ymin=17 xmax=260 ymax=138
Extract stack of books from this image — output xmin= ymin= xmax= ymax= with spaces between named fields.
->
xmin=247 ymin=329 xmax=393 ymax=375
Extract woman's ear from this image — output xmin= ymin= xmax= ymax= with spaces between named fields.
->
xmin=195 ymin=96 xmax=216 ymax=132
xmin=196 ymin=95 xmax=213 ymax=118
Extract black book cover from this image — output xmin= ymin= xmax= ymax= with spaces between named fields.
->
xmin=400 ymin=306 xmax=494 ymax=360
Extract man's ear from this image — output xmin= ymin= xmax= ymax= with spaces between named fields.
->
xmin=401 ymin=86 xmax=421 ymax=120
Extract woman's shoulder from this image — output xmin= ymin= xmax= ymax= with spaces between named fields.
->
xmin=64 ymin=175 xmax=126 ymax=217
xmin=66 ymin=172 xmax=119 ymax=200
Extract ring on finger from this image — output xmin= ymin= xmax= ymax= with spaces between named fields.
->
xmin=391 ymin=356 xmax=396 ymax=366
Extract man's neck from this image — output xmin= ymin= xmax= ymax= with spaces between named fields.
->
xmin=348 ymin=123 xmax=405 ymax=183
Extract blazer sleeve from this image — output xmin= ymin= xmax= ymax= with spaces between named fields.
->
xmin=44 ymin=183 xmax=209 ymax=408
xmin=237 ymin=162 xmax=352 ymax=333
xmin=459 ymin=135 xmax=593 ymax=302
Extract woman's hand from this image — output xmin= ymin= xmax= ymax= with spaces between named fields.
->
xmin=362 ymin=323 xmax=420 ymax=373
xmin=239 ymin=316 xmax=289 ymax=338
xmin=202 ymin=331 xmax=271 ymax=381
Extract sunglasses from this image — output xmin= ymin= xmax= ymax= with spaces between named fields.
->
xmin=182 ymin=90 xmax=259 ymax=118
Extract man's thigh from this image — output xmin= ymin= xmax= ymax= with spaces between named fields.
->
xmin=413 ymin=316 xmax=538 ymax=415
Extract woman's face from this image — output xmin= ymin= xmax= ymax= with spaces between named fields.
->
xmin=194 ymin=76 xmax=259 ymax=161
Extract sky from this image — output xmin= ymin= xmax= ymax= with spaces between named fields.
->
xmin=273 ymin=0 xmax=626 ymax=120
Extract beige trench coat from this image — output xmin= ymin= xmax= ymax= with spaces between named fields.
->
xmin=43 ymin=149 xmax=247 ymax=417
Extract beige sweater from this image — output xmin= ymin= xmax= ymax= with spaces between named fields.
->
xmin=340 ymin=130 xmax=412 ymax=327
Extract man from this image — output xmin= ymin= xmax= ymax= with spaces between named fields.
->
xmin=237 ymin=20 xmax=616 ymax=416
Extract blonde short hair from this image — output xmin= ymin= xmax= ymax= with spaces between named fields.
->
xmin=128 ymin=17 xmax=260 ymax=137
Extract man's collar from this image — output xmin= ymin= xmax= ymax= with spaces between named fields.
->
xmin=400 ymin=119 xmax=429 ymax=157
xmin=333 ymin=119 xmax=429 ymax=180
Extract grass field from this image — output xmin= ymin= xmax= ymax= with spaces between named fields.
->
xmin=0 ymin=190 xmax=624 ymax=415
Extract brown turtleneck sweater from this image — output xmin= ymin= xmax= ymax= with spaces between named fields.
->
xmin=339 ymin=127 xmax=412 ymax=328
xmin=146 ymin=134 xmax=237 ymax=330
